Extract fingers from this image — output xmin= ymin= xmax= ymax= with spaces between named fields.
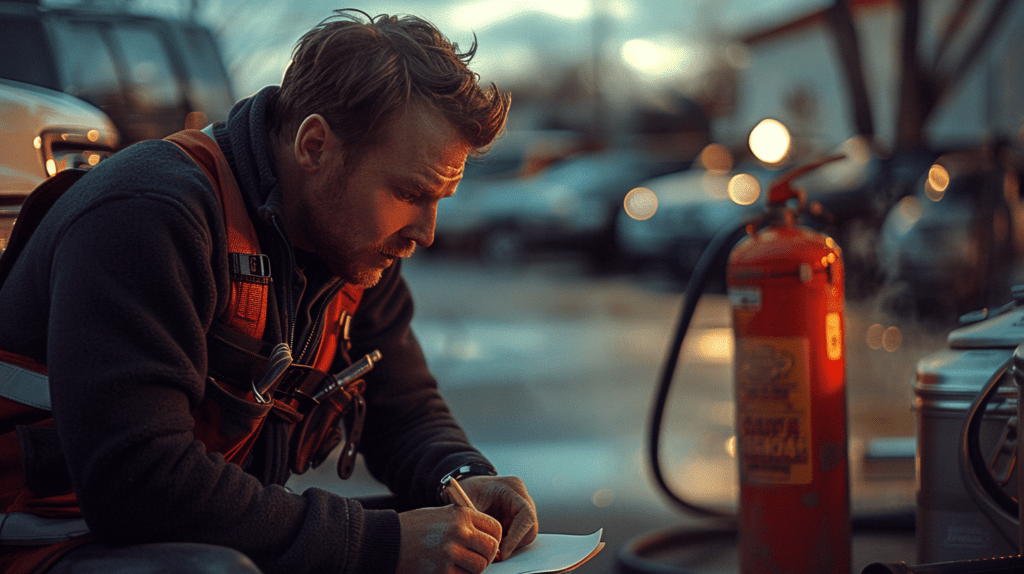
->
xmin=498 ymin=503 xmax=539 ymax=559
xmin=454 ymin=475 xmax=540 ymax=563
xmin=459 ymin=476 xmax=539 ymax=561
xmin=452 ymin=506 xmax=501 ymax=572
xmin=494 ymin=488 xmax=538 ymax=559
xmin=397 ymin=506 xmax=501 ymax=574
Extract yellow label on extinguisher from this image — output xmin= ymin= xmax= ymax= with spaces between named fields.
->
xmin=735 ymin=337 xmax=812 ymax=485
xmin=826 ymin=312 xmax=842 ymax=360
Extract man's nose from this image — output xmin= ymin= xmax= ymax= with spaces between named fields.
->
xmin=404 ymin=204 xmax=436 ymax=248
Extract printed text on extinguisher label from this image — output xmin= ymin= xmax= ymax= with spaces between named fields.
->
xmin=735 ymin=337 xmax=812 ymax=485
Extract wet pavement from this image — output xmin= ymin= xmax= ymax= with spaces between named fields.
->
xmin=287 ymin=254 xmax=941 ymax=572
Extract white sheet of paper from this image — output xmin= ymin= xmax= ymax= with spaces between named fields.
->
xmin=485 ymin=529 xmax=603 ymax=574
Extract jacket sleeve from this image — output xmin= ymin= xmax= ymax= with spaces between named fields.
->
xmin=350 ymin=261 xmax=495 ymax=508
xmin=42 ymin=144 xmax=397 ymax=574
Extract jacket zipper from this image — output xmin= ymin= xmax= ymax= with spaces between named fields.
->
xmin=296 ymin=280 xmax=343 ymax=364
xmin=269 ymin=215 xmax=343 ymax=366
xmin=270 ymin=215 xmax=298 ymax=351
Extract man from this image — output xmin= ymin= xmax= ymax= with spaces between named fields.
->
xmin=0 ymin=9 xmax=536 ymax=574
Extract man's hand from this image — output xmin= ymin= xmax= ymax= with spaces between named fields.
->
xmin=397 ymin=505 xmax=501 ymax=574
xmin=459 ymin=476 xmax=538 ymax=560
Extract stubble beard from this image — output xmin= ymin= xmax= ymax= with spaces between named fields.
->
xmin=314 ymin=237 xmax=414 ymax=289
xmin=313 ymin=230 xmax=417 ymax=289
xmin=306 ymin=163 xmax=417 ymax=288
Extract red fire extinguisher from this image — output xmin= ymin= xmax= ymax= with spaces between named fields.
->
xmin=727 ymin=156 xmax=849 ymax=574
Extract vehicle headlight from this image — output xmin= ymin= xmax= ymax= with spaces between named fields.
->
xmin=35 ymin=127 xmax=118 ymax=177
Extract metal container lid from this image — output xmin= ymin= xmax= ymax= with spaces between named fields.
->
xmin=914 ymin=348 xmax=1016 ymax=412
xmin=948 ymin=303 xmax=1024 ymax=349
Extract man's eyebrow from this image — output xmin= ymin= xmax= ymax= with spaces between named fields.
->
xmin=406 ymin=170 xmax=463 ymax=199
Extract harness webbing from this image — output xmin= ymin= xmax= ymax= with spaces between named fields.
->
xmin=0 ymin=128 xmax=271 ymax=546
xmin=165 ymin=129 xmax=269 ymax=341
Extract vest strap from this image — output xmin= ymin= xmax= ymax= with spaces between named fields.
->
xmin=165 ymin=129 xmax=269 ymax=341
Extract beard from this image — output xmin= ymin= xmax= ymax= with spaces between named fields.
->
xmin=339 ymin=239 xmax=416 ymax=288
xmin=300 ymin=161 xmax=418 ymax=288
xmin=306 ymin=224 xmax=417 ymax=289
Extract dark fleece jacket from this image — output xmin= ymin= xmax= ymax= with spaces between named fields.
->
xmin=0 ymin=87 xmax=493 ymax=573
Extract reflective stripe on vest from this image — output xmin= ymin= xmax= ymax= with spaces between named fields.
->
xmin=0 ymin=512 xmax=89 ymax=545
xmin=0 ymin=359 xmax=50 ymax=411
xmin=0 ymin=364 xmax=85 ymax=545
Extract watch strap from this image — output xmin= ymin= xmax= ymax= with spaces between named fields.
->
xmin=438 ymin=463 xmax=497 ymax=503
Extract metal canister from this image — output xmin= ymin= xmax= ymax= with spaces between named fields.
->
xmin=914 ymin=303 xmax=1024 ymax=563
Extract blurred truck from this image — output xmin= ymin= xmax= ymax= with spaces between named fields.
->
xmin=0 ymin=0 xmax=234 ymax=146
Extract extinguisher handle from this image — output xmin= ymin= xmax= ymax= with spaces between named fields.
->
xmin=767 ymin=154 xmax=846 ymax=205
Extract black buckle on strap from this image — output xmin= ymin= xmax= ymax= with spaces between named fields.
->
xmin=230 ymin=253 xmax=271 ymax=284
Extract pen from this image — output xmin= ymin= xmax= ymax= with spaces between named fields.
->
xmin=445 ymin=477 xmax=501 ymax=561
xmin=445 ymin=476 xmax=476 ymax=510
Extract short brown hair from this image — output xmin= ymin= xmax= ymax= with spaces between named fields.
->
xmin=270 ymin=9 xmax=510 ymax=156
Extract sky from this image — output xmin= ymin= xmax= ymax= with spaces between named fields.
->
xmin=122 ymin=0 xmax=830 ymax=99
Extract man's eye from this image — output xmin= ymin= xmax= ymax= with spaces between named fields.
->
xmin=398 ymin=190 xmax=420 ymax=201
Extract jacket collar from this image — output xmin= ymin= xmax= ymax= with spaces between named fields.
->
xmin=217 ymin=86 xmax=288 ymax=230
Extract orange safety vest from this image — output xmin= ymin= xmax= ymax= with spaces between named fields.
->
xmin=0 ymin=129 xmax=365 ymax=572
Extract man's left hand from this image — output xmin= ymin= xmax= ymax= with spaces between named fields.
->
xmin=459 ymin=475 xmax=538 ymax=560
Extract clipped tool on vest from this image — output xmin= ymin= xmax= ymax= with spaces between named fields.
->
xmin=252 ymin=343 xmax=293 ymax=404
xmin=286 ymin=350 xmax=382 ymax=477
xmin=313 ymin=349 xmax=382 ymax=402
xmin=323 ymin=350 xmax=380 ymax=479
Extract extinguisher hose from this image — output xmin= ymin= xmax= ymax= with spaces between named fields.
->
xmin=646 ymin=217 xmax=758 ymax=518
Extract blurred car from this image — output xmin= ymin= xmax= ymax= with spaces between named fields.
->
xmin=616 ymin=163 xmax=778 ymax=278
xmin=876 ymin=149 xmax=1016 ymax=321
xmin=432 ymin=129 xmax=587 ymax=252
xmin=0 ymin=78 xmax=119 ymax=250
xmin=435 ymin=145 xmax=691 ymax=268
xmin=0 ymin=0 xmax=234 ymax=146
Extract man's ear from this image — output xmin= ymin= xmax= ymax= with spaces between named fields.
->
xmin=293 ymin=114 xmax=337 ymax=172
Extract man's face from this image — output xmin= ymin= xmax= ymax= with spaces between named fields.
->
xmin=294 ymin=107 xmax=470 ymax=288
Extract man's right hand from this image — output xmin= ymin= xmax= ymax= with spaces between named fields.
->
xmin=397 ymin=505 xmax=502 ymax=574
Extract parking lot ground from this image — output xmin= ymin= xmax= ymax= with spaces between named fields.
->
xmin=288 ymin=254 xmax=936 ymax=572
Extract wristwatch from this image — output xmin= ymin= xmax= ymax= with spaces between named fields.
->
xmin=438 ymin=463 xmax=497 ymax=503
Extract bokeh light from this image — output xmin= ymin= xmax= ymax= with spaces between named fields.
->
xmin=728 ymin=173 xmax=761 ymax=205
xmin=866 ymin=323 xmax=884 ymax=350
xmin=624 ymin=187 xmax=658 ymax=220
xmin=699 ymin=143 xmax=733 ymax=174
xmin=693 ymin=328 xmax=734 ymax=363
xmin=882 ymin=326 xmax=902 ymax=352
xmin=895 ymin=196 xmax=923 ymax=227
xmin=925 ymin=164 xmax=949 ymax=201
xmin=748 ymin=119 xmax=791 ymax=164
xmin=592 ymin=489 xmax=615 ymax=507
xmin=842 ymin=135 xmax=872 ymax=165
